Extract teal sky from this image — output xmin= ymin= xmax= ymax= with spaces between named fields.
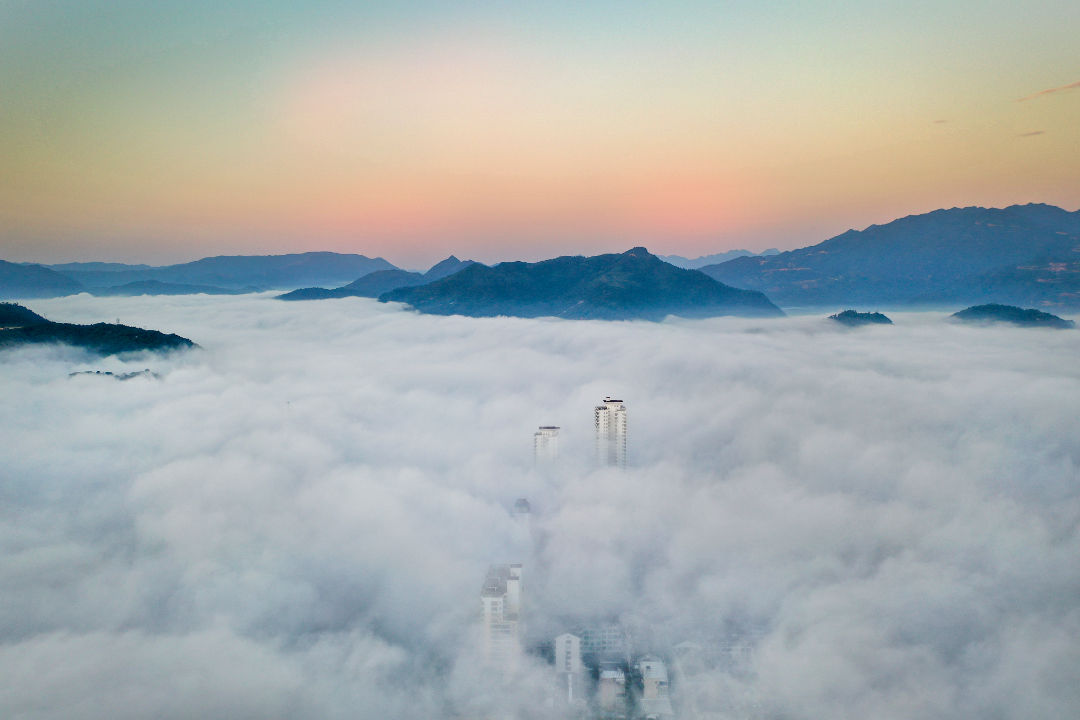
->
xmin=1 ymin=1 xmax=1077 ymax=265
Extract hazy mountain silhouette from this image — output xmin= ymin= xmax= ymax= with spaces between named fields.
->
xmin=0 ymin=260 xmax=86 ymax=300
xmin=380 ymin=247 xmax=783 ymax=320
xmin=92 ymin=280 xmax=249 ymax=296
xmin=661 ymin=248 xmax=779 ymax=269
xmin=699 ymin=204 xmax=1080 ymax=308
xmin=277 ymin=256 xmax=477 ymax=301
xmin=421 ymin=255 xmax=477 ymax=281
xmin=951 ymin=304 xmax=1074 ymax=328
xmin=47 ymin=261 xmax=154 ymax=273
xmin=50 ymin=252 xmax=396 ymax=291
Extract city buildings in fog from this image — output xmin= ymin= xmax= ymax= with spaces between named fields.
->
xmin=533 ymin=425 xmax=560 ymax=464
xmin=480 ymin=563 xmax=523 ymax=670
xmin=578 ymin=622 xmax=630 ymax=661
xmin=595 ymin=396 xmax=627 ymax=468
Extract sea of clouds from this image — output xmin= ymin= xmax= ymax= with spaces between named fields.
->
xmin=1 ymin=294 xmax=1078 ymax=719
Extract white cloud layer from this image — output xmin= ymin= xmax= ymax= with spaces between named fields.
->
xmin=2 ymin=295 xmax=1079 ymax=719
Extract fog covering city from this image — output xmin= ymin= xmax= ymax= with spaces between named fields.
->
xmin=2 ymin=294 xmax=1078 ymax=720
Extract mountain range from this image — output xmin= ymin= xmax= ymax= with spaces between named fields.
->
xmin=0 ymin=252 xmax=397 ymax=299
xmin=699 ymin=204 xmax=1080 ymax=308
xmin=92 ymin=280 xmax=253 ymax=296
xmin=55 ymin=252 xmax=395 ymax=290
xmin=278 ymin=256 xmax=476 ymax=301
xmin=661 ymin=248 xmax=779 ymax=269
xmin=381 ymin=247 xmax=783 ymax=320
xmin=0 ymin=260 xmax=85 ymax=300
xmin=3 ymin=204 xmax=1080 ymax=311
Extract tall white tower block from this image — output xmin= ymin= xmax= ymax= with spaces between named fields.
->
xmin=595 ymin=396 xmax=627 ymax=468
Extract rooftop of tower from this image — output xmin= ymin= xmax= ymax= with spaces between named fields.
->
xmin=481 ymin=564 xmax=511 ymax=596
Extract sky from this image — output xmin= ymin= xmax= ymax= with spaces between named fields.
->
xmin=1 ymin=1 xmax=1078 ymax=266
xmin=1 ymin=295 xmax=1078 ymax=718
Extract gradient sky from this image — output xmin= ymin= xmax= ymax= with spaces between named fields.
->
xmin=1 ymin=1 xmax=1078 ymax=266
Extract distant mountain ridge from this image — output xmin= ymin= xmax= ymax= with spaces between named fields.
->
xmin=278 ymin=256 xmax=476 ymax=301
xmin=48 ymin=252 xmax=397 ymax=292
xmin=380 ymin=247 xmax=783 ymax=320
xmin=92 ymin=280 xmax=251 ymax=296
xmin=661 ymin=248 xmax=779 ymax=269
xmin=1 ymin=260 xmax=86 ymax=300
xmin=423 ymin=255 xmax=476 ymax=281
xmin=700 ymin=204 xmax=1080 ymax=308
xmin=46 ymin=261 xmax=154 ymax=273
xmin=0 ymin=252 xmax=400 ymax=299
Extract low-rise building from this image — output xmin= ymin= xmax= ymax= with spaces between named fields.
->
xmin=636 ymin=655 xmax=674 ymax=719
xmin=598 ymin=665 xmax=628 ymax=717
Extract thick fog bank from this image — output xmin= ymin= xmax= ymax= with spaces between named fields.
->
xmin=2 ymin=295 xmax=1078 ymax=719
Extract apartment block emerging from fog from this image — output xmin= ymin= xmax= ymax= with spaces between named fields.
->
xmin=534 ymin=426 xmax=560 ymax=464
xmin=595 ymin=396 xmax=627 ymax=468
xmin=554 ymin=633 xmax=585 ymax=703
xmin=481 ymin=564 xmax=523 ymax=668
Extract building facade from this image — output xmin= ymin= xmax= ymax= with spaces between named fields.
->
xmin=481 ymin=564 xmax=523 ymax=669
xmin=554 ymin=633 xmax=584 ymax=703
xmin=636 ymin=655 xmax=674 ymax=718
xmin=595 ymin=397 xmax=627 ymax=468
xmin=579 ymin=623 xmax=629 ymax=660
xmin=534 ymin=426 xmax=560 ymax=464
xmin=597 ymin=665 xmax=628 ymax=717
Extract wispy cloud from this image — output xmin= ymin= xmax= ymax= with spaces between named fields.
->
xmin=1017 ymin=79 xmax=1080 ymax=102
xmin=1017 ymin=130 xmax=1045 ymax=137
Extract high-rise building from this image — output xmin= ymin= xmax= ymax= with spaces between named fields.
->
xmin=534 ymin=426 xmax=560 ymax=464
xmin=481 ymin=564 xmax=523 ymax=668
xmin=595 ymin=396 xmax=627 ymax=468
xmin=554 ymin=633 xmax=584 ymax=703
